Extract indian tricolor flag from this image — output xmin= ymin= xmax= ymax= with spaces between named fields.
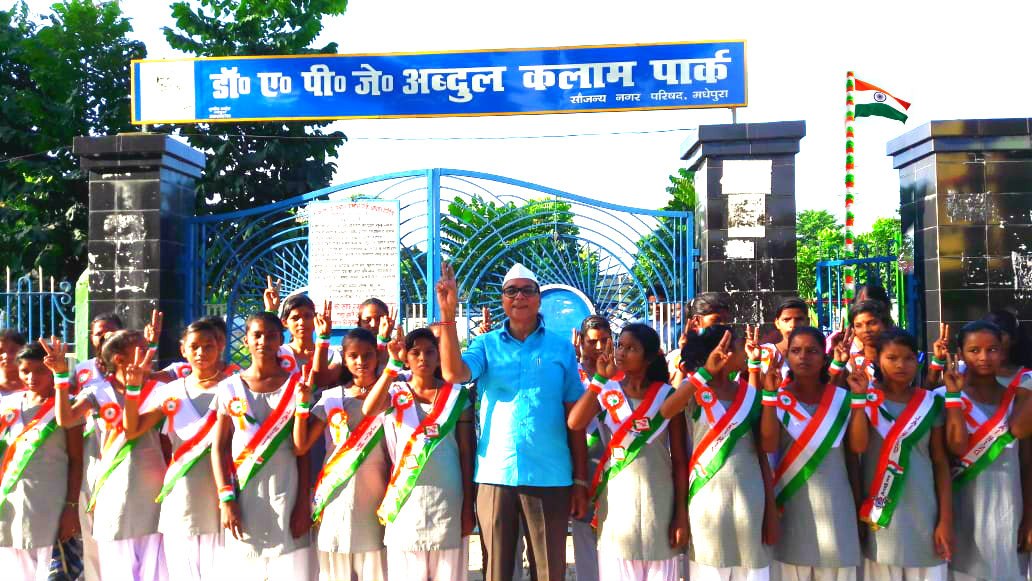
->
xmin=854 ymin=78 xmax=910 ymax=123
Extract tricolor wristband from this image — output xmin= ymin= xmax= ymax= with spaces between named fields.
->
xmin=218 ymin=485 xmax=236 ymax=503
xmin=588 ymin=373 xmax=608 ymax=394
xmin=148 ymin=343 xmax=158 ymax=353
xmin=385 ymin=358 xmax=404 ymax=375
xmin=377 ymin=335 xmax=390 ymax=350
xmin=695 ymin=368 xmax=713 ymax=383
xmin=943 ymin=392 xmax=964 ymax=408
xmin=829 ymin=359 xmax=846 ymax=374
xmin=295 ymin=400 xmax=312 ymax=411
xmin=928 ymin=356 xmax=946 ymax=371
xmin=316 ymin=334 xmax=331 ymax=348
xmin=54 ymin=372 xmax=71 ymax=390
xmin=761 ymin=390 xmax=778 ymax=406
xmin=125 ymin=384 xmax=142 ymax=398
xmin=747 ymin=359 xmax=762 ymax=371
xmin=850 ymin=392 xmax=868 ymax=408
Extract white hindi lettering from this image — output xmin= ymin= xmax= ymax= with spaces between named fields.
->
xmin=256 ymin=72 xmax=292 ymax=97
xmin=301 ymin=64 xmax=348 ymax=97
xmin=614 ymin=93 xmax=642 ymax=102
xmin=649 ymin=49 xmax=732 ymax=86
xmin=520 ymin=61 xmax=636 ymax=91
xmin=210 ymin=67 xmax=251 ymax=99
xmin=401 ymin=67 xmax=506 ymax=103
xmin=352 ymin=64 xmax=395 ymax=96
xmin=691 ymin=88 xmax=731 ymax=102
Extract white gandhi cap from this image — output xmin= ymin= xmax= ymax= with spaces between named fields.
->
xmin=502 ymin=263 xmax=538 ymax=286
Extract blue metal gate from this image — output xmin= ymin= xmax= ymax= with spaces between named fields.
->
xmin=815 ymin=239 xmax=916 ymax=334
xmin=185 ymin=169 xmax=696 ymax=363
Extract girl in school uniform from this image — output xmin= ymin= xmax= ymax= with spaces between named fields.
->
xmin=662 ymin=325 xmax=772 ymax=581
xmin=294 ymin=321 xmax=390 ymax=581
xmin=568 ymin=323 xmax=689 ymax=581
xmin=362 ymin=327 xmax=474 ymax=581
xmin=262 ymin=278 xmax=344 ymax=385
xmin=54 ymin=329 xmax=168 ymax=581
xmin=941 ymin=321 xmax=1032 ymax=581
xmin=211 ymin=312 xmax=312 ymax=581
xmin=122 ymin=319 xmax=235 ymax=580
xmin=757 ymin=326 xmax=861 ymax=581
xmin=0 ymin=329 xmax=27 ymax=395
xmin=847 ymin=328 xmax=952 ymax=581
xmin=0 ymin=341 xmax=82 ymax=580
xmin=838 ymin=300 xmax=892 ymax=382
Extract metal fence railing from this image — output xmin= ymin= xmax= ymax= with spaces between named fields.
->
xmin=0 ymin=268 xmax=75 ymax=348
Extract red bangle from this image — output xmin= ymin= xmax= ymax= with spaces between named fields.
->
xmin=435 ymin=320 xmax=456 ymax=326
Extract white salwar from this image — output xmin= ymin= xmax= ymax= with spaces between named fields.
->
xmin=96 ymin=532 xmax=167 ymax=581
xmin=863 ymin=560 xmax=945 ymax=581
xmin=387 ymin=546 xmax=468 ymax=581
xmin=0 ymin=546 xmax=53 ymax=581
xmin=162 ymin=533 xmax=223 ymax=580
xmin=690 ymin=560 xmax=771 ymax=581
xmin=217 ymin=547 xmax=312 ymax=581
xmin=776 ymin=562 xmax=857 ymax=581
xmin=599 ymin=554 xmax=680 ymax=581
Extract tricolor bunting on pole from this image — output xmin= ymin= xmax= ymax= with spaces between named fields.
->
xmin=843 ymin=71 xmax=910 ymax=299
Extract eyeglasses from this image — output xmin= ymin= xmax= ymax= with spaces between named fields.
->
xmin=501 ymin=285 xmax=539 ymax=298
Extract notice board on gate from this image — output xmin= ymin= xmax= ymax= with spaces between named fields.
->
xmin=307 ymin=200 xmax=401 ymax=329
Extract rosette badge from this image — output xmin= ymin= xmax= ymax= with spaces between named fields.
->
xmin=99 ymin=402 xmax=121 ymax=425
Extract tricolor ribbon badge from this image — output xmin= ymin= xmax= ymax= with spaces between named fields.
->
xmin=633 ymin=418 xmax=650 ymax=432
xmin=99 ymin=402 xmax=121 ymax=425
xmin=424 ymin=423 xmax=440 ymax=438
xmin=161 ymin=397 xmax=181 ymax=432
xmin=601 ymin=390 xmax=625 ymax=423
xmin=176 ymin=366 xmax=193 ymax=379
xmin=695 ymin=386 xmax=718 ymax=424
xmin=865 ymin=388 xmax=885 ymax=428
xmin=278 ymin=355 xmax=296 ymax=373
xmin=76 ymin=369 xmax=93 ymax=385
xmin=612 ymin=446 xmax=626 ymax=460
xmin=227 ymin=397 xmax=250 ymax=430
xmin=0 ymin=408 xmax=18 ymax=430
xmin=887 ymin=460 xmax=904 ymax=476
xmin=776 ymin=391 xmax=806 ymax=421
xmin=392 ymin=391 xmax=413 ymax=427
xmin=327 ymin=408 xmax=348 ymax=444
xmin=404 ymin=455 xmax=418 ymax=469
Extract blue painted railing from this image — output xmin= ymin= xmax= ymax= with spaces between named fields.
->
xmin=0 ymin=269 xmax=75 ymax=347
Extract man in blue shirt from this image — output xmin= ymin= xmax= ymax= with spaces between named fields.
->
xmin=437 ymin=262 xmax=588 ymax=581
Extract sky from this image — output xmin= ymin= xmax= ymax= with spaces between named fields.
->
xmin=22 ymin=0 xmax=1032 ymax=231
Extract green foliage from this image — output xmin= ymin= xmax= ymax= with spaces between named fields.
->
xmin=0 ymin=0 xmax=145 ymax=275
xmin=795 ymin=210 xmax=904 ymax=299
xmin=633 ymin=168 xmax=696 ymax=300
xmin=163 ymin=0 xmax=348 ymax=214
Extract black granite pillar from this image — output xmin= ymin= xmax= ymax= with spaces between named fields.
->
xmin=888 ymin=118 xmax=1032 ymax=350
xmin=681 ymin=121 xmax=806 ymax=329
xmin=72 ymin=134 xmax=205 ymax=362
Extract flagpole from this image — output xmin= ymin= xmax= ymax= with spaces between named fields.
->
xmin=845 ymin=71 xmax=856 ymax=301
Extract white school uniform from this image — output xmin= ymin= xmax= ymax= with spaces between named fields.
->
xmin=73 ymin=357 xmax=105 ymax=581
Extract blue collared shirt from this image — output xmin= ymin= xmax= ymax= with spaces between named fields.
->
xmin=462 ymin=317 xmax=584 ymax=487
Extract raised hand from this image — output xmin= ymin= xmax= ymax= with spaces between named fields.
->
xmin=435 ymin=262 xmax=459 ymax=319
xmin=125 ymin=346 xmax=155 ymax=388
xmin=833 ymin=327 xmax=855 ymax=364
xmin=479 ymin=306 xmax=492 ymax=335
xmin=846 ymin=362 xmax=869 ymax=395
xmin=314 ymin=300 xmax=332 ymax=338
xmin=144 ymin=309 xmax=163 ymax=346
xmin=263 ymin=275 xmax=281 ymax=314
xmin=386 ymin=326 xmax=405 ymax=363
xmin=932 ymin=323 xmax=950 ymax=362
xmin=763 ymin=357 xmax=784 ymax=392
xmin=39 ymin=336 xmax=69 ymax=375
xmin=595 ymin=339 xmax=618 ymax=379
xmin=703 ymin=330 xmax=733 ymax=377
xmin=744 ymin=324 xmax=763 ymax=362
xmin=378 ymin=306 xmax=398 ymax=339
xmin=944 ymin=352 xmax=965 ymax=394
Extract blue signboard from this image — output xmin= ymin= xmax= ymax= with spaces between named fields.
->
xmin=131 ymin=41 xmax=746 ymax=124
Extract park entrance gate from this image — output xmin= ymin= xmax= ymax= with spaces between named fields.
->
xmin=185 ymin=169 xmax=695 ymax=363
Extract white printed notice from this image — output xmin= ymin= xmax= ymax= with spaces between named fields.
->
xmin=307 ymin=200 xmax=401 ymax=328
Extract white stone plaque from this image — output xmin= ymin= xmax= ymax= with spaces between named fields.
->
xmin=307 ymin=200 xmax=401 ymax=328
xmin=727 ymin=193 xmax=766 ymax=238
xmin=721 ymin=159 xmax=772 ymax=194
xmin=726 ymin=239 xmax=755 ymax=259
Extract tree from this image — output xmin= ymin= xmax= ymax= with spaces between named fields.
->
xmin=0 ymin=1 xmax=145 ymax=275
xmin=796 ymin=209 xmax=840 ymax=248
xmin=162 ymin=0 xmax=348 ymax=214
xmin=664 ymin=167 xmax=697 ymax=212
xmin=632 ymin=168 xmax=696 ymax=303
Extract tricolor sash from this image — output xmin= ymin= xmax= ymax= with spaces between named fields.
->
xmin=0 ymin=394 xmax=59 ymax=507
xmin=88 ymin=380 xmax=162 ymax=511
xmin=75 ymin=359 xmax=106 ymax=439
xmin=947 ymin=375 xmax=1023 ymax=489
xmin=859 ymin=388 xmax=940 ymax=528
xmin=378 ymin=382 xmax=467 ymax=524
xmin=225 ymin=373 xmax=300 ymax=490
xmin=589 ymin=381 xmax=674 ymax=503
xmin=773 ymin=384 xmax=851 ymax=508
xmin=154 ymin=379 xmax=220 ymax=502
xmin=312 ymin=393 xmax=385 ymax=522
xmin=688 ymin=379 xmax=760 ymax=502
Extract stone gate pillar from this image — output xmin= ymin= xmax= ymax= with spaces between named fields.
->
xmin=681 ymin=121 xmax=806 ymax=328
xmin=73 ymin=134 xmax=205 ymax=362
xmin=888 ymin=118 xmax=1032 ymax=349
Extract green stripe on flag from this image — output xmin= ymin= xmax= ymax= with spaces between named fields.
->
xmin=855 ymin=103 xmax=908 ymax=123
